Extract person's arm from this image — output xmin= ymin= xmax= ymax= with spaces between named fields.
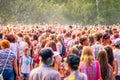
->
xmin=83 ymin=73 xmax=88 ymax=80
xmin=96 ymin=61 xmax=101 ymax=79
xmin=13 ymin=59 xmax=19 ymax=79
xmin=30 ymin=59 xmax=33 ymax=71
xmin=17 ymin=48 xmax=20 ymax=62
xmin=113 ymin=59 xmax=118 ymax=77
xmin=19 ymin=57 xmax=22 ymax=78
xmin=54 ymin=73 xmax=61 ymax=80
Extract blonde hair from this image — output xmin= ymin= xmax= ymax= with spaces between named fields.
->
xmin=81 ymin=46 xmax=94 ymax=66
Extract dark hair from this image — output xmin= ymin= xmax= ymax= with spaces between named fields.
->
xmin=6 ymin=34 xmax=16 ymax=43
xmin=79 ymin=36 xmax=88 ymax=45
xmin=94 ymin=32 xmax=103 ymax=41
xmin=33 ymin=34 xmax=38 ymax=40
xmin=66 ymin=54 xmax=80 ymax=70
xmin=39 ymin=47 xmax=53 ymax=64
xmin=97 ymin=50 xmax=110 ymax=80
xmin=104 ymin=46 xmax=114 ymax=66
xmin=46 ymin=41 xmax=57 ymax=51
xmin=102 ymin=33 xmax=110 ymax=40
xmin=88 ymin=35 xmax=94 ymax=46
xmin=0 ymin=33 xmax=3 ymax=39
xmin=17 ymin=33 xmax=23 ymax=37
xmin=71 ymin=34 xmax=76 ymax=39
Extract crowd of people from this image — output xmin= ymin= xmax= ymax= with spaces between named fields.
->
xmin=0 ymin=24 xmax=120 ymax=80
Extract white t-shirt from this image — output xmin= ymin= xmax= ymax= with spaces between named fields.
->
xmin=20 ymin=55 xmax=33 ymax=73
xmin=19 ymin=41 xmax=28 ymax=57
xmin=113 ymin=49 xmax=120 ymax=76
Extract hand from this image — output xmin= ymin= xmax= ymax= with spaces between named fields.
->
xmin=16 ymin=76 xmax=20 ymax=80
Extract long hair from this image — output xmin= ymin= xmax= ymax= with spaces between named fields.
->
xmin=24 ymin=36 xmax=31 ymax=47
xmin=46 ymin=40 xmax=57 ymax=51
xmin=104 ymin=46 xmax=114 ymax=66
xmin=81 ymin=46 xmax=94 ymax=66
xmin=97 ymin=50 xmax=109 ymax=80
xmin=56 ymin=34 xmax=64 ymax=45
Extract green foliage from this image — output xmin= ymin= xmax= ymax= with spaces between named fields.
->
xmin=0 ymin=0 xmax=120 ymax=25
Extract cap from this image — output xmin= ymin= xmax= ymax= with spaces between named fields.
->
xmin=114 ymin=38 xmax=120 ymax=46
xmin=53 ymin=51 xmax=60 ymax=57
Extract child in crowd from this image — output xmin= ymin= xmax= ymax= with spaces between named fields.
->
xmin=19 ymin=47 xmax=33 ymax=80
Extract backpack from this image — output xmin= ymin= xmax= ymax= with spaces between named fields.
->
xmin=61 ymin=45 xmax=66 ymax=57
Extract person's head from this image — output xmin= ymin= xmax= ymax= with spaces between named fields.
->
xmin=79 ymin=36 xmax=89 ymax=46
xmin=97 ymin=50 xmax=108 ymax=65
xmin=71 ymin=34 xmax=76 ymax=39
xmin=94 ymin=32 xmax=103 ymax=42
xmin=112 ymin=27 xmax=118 ymax=34
xmin=23 ymin=35 xmax=31 ymax=46
xmin=102 ymin=33 xmax=110 ymax=45
xmin=81 ymin=46 xmax=94 ymax=66
xmin=88 ymin=35 xmax=94 ymax=46
xmin=33 ymin=34 xmax=38 ymax=41
xmin=0 ymin=40 xmax=10 ymax=49
xmin=46 ymin=30 xmax=51 ymax=37
xmin=46 ymin=41 xmax=57 ymax=51
xmin=38 ymin=36 xmax=45 ymax=43
xmin=56 ymin=34 xmax=64 ymax=44
xmin=97 ymin=50 xmax=109 ymax=80
xmin=104 ymin=46 xmax=114 ymax=66
xmin=39 ymin=47 xmax=54 ymax=65
xmin=17 ymin=33 xmax=23 ymax=38
xmin=114 ymin=38 xmax=120 ymax=48
xmin=66 ymin=54 xmax=80 ymax=71
xmin=49 ymin=34 xmax=55 ymax=41
xmin=6 ymin=34 xmax=16 ymax=43
xmin=64 ymin=32 xmax=71 ymax=38
xmin=69 ymin=47 xmax=79 ymax=56
xmin=24 ymin=47 xmax=30 ymax=56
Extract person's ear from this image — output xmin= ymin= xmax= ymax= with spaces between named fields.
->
xmin=46 ymin=58 xmax=53 ymax=65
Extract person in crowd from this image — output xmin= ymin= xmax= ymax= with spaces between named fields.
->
xmin=68 ymin=34 xmax=76 ymax=48
xmin=32 ymin=34 xmax=38 ymax=51
xmin=79 ymin=46 xmax=101 ymax=80
xmin=19 ymin=36 xmax=29 ymax=57
xmin=97 ymin=50 xmax=113 ymax=80
xmin=0 ymin=40 xmax=19 ymax=80
xmin=91 ymin=32 xmax=103 ymax=58
xmin=88 ymin=35 xmax=94 ymax=46
xmin=64 ymin=54 xmax=87 ymax=80
xmin=56 ymin=34 xmax=66 ymax=57
xmin=68 ymin=47 xmax=79 ymax=56
xmin=29 ymin=47 xmax=61 ymax=80
xmin=19 ymin=47 xmax=33 ymax=80
xmin=77 ymin=36 xmax=90 ymax=57
xmin=113 ymin=38 xmax=120 ymax=80
xmin=64 ymin=32 xmax=71 ymax=52
xmin=17 ymin=33 xmax=23 ymax=44
xmin=102 ymin=33 xmax=111 ymax=46
xmin=46 ymin=41 xmax=62 ymax=71
xmin=104 ymin=46 xmax=118 ymax=79
xmin=6 ymin=34 xmax=20 ymax=61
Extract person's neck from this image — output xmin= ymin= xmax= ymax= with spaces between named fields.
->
xmin=69 ymin=68 xmax=74 ymax=73
xmin=2 ymin=48 xmax=9 ymax=50
xmin=103 ymin=42 xmax=108 ymax=46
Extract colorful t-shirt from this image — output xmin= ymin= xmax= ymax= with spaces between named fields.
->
xmin=80 ymin=61 xmax=101 ymax=80
xmin=0 ymin=50 xmax=16 ymax=70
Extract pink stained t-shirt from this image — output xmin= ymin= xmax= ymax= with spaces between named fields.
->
xmin=79 ymin=61 xmax=101 ymax=80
